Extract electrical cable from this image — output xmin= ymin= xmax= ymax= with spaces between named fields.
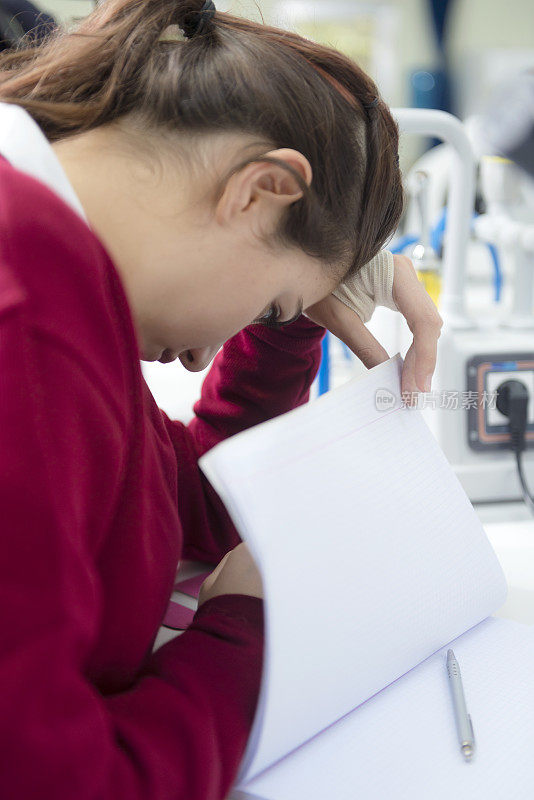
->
xmin=496 ymin=379 xmax=534 ymax=516
xmin=515 ymin=451 xmax=534 ymax=516
xmin=471 ymin=212 xmax=503 ymax=302
xmin=486 ymin=242 xmax=502 ymax=302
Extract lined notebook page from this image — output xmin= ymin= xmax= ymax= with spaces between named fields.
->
xmin=199 ymin=354 xmax=507 ymax=783
xmin=235 ymin=617 xmax=534 ymax=800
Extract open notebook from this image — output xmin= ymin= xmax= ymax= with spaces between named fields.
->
xmin=199 ymin=354 xmax=534 ymax=800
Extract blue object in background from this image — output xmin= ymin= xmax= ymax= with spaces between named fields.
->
xmin=410 ymin=69 xmax=451 ymax=150
xmin=316 ymin=328 xmax=355 ymax=397
xmin=469 ymin=213 xmax=503 ymax=303
xmin=410 ymin=69 xmax=450 ymax=115
xmin=431 ymin=208 xmax=447 ymax=254
xmin=317 ymin=334 xmax=330 ymax=395
xmin=390 ymin=234 xmax=419 ymax=255
xmin=487 ymin=242 xmax=502 ymax=302
xmin=409 ymin=0 xmax=454 ymax=148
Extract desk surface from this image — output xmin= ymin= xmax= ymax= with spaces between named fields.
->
xmin=475 ymin=505 xmax=534 ymax=625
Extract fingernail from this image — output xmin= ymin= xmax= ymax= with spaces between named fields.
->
xmin=423 ymin=374 xmax=432 ymax=392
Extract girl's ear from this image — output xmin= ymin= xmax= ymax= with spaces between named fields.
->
xmin=215 ymin=149 xmax=313 ymax=231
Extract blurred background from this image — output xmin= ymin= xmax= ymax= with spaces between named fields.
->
xmin=10 ymin=0 xmax=534 ymax=167
xmin=3 ymin=0 xmax=532 ymax=420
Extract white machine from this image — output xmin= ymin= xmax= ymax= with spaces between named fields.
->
xmin=371 ymin=108 xmax=534 ymax=504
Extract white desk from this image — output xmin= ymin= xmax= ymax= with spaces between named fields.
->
xmin=475 ymin=501 xmax=534 ymax=626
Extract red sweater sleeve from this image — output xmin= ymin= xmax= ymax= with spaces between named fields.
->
xmin=160 ymin=317 xmax=326 ymax=562
xmin=0 ymin=303 xmax=263 ymax=800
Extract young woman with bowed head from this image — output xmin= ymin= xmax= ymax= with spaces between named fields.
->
xmin=0 ymin=0 xmax=442 ymax=797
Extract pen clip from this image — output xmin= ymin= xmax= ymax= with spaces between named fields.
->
xmin=468 ymin=714 xmax=475 ymax=745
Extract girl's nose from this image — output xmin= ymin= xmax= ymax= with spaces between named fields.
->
xmin=180 ymin=345 xmax=221 ymax=372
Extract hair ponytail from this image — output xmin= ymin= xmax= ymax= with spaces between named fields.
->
xmin=0 ymin=0 xmax=403 ymax=280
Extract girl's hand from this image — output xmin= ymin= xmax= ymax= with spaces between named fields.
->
xmin=198 ymin=542 xmax=263 ymax=605
xmin=305 ymin=254 xmax=443 ymax=404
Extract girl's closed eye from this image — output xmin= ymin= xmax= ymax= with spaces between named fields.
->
xmin=253 ymin=297 xmax=305 ymax=329
xmin=253 ymin=303 xmax=282 ymax=328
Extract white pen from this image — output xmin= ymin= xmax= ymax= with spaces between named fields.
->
xmin=446 ymin=649 xmax=475 ymax=761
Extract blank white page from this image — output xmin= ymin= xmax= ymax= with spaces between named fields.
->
xmin=199 ymin=354 xmax=508 ymax=783
xmin=235 ymin=617 xmax=534 ymax=800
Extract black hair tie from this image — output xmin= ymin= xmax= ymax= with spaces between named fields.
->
xmin=363 ymin=97 xmax=379 ymax=109
xmin=182 ymin=0 xmax=216 ymax=39
xmin=362 ymin=96 xmax=379 ymax=122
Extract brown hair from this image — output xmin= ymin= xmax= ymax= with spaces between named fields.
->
xmin=0 ymin=0 xmax=403 ymax=281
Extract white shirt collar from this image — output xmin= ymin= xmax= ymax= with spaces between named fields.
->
xmin=0 ymin=101 xmax=89 ymax=226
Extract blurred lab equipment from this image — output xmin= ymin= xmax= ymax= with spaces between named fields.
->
xmin=368 ymin=108 xmax=534 ymax=507
xmin=483 ymin=70 xmax=534 ymax=180
xmin=273 ymin=0 xmax=398 ymax=104
xmin=406 ymin=170 xmax=442 ymax=306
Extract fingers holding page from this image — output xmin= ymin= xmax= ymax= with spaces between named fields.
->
xmin=391 ymin=255 xmax=443 ymax=401
xmin=305 ymin=294 xmax=389 ymax=369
